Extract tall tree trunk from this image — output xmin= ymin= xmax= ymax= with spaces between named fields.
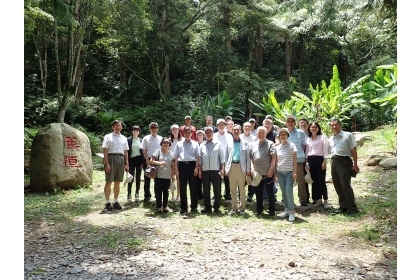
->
xmin=164 ymin=54 xmax=170 ymax=96
xmin=285 ymin=38 xmax=292 ymax=83
xmin=222 ymin=3 xmax=231 ymax=51
xmin=299 ymin=34 xmax=304 ymax=92
xmin=255 ymin=24 xmax=263 ymax=68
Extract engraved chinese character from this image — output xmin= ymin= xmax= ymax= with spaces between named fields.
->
xmin=64 ymin=156 xmax=82 ymax=168
xmin=64 ymin=136 xmax=80 ymax=150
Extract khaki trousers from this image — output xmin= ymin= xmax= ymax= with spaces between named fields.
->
xmin=228 ymin=163 xmax=246 ymax=211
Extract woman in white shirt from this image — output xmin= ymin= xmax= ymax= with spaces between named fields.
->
xmin=276 ymin=128 xmax=297 ymax=222
xmin=305 ymin=122 xmax=329 ymax=209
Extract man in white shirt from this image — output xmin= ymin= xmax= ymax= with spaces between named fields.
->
xmin=140 ymin=122 xmax=163 ymax=201
xmin=102 ymin=120 xmax=129 ymax=212
xmin=241 ymin=121 xmax=257 ymax=202
xmin=173 ymin=126 xmax=200 ymax=214
xmin=214 ymin=119 xmax=234 ymax=200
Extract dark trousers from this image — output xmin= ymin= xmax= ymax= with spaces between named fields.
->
xmin=178 ymin=161 xmax=198 ymax=211
xmin=142 ymin=158 xmax=152 ymax=199
xmin=308 ymin=156 xmax=328 ymax=201
xmin=202 ymin=170 xmax=221 ymax=210
xmin=331 ymin=156 xmax=357 ymax=211
xmin=128 ymin=156 xmax=142 ymax=195
xmin=254 ymin=176 xmax=276 ymax=213
xmin=247 ymin=185 xmax=254 ymax=198
xmin=223 ymin=175 xmax=231 ymax=198
xmin=196 ymin=175 xmax=204 ymax=200
xmin=154 ymin=178 xmax=170 ymax=209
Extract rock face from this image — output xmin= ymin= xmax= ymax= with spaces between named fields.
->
xmin=30 ymin=123 xmax=92 ymax=192
xmin=366 ymin=154 xmax=384 ymax=166
xmin=353 ymin=132 xmax=373 ymax=147
xmin=379 ymin=157 xmax=397 ymax=169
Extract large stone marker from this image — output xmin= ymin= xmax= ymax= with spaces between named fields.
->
xmin=30 ymin=123 xmax=93 ymax=192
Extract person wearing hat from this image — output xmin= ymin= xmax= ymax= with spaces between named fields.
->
xmin=214 ymin=118 xmax=234 ymax=200
xmin=305 ymin=122 xmax=330 ymax=209
xmin=198 ymin=126 xmax=226 ymax=213
xmin=140 ymin=122 xmax=163 ymax=201
xmin=225 ymin=124 xmax=251 ymax=215
xmin=101 ymin=120 xmax=129 ymax=211
xmin=126 ymin=125 xmax=144 ymax=203
xmin=249 ymin=118 xmax=257 ymax=136
xmin=240 ymin=121 xmax=257 ymax=203
xmin=202 ymin=115 xmax=218 ymax=133
xmin=249 ymin=126 xmax=277 ymax=216
xmin=328 ymin=119 xmax=359 ymax=214
xmin=285 ymin=114 xmax=309 ymax=206
xmin=276 ymin=128 xmax=298 ymax=221
xmin=180 ymin=116 xmax=197 ymax=141
xmin=149 ymin=137 xmax=175 ymax=213
xmin=173 ymin=126 xmax=200 ymax=214
xmin=170 ymin=124 xmax=183 ymax=201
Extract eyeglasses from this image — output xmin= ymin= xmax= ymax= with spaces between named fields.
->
xmin=162 ymin=142 xmax=170 ymax=144
xmin=150 ymin=127 xmax=158 ymax=129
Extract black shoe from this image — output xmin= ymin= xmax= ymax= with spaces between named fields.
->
xmin=103 ymin=203 xmax=113 ymax=212
xmin=224 ymin=196 xmax=232 ymax=200
xmin=269 ymin=211 xmax=276 ymax=217
xmin=213 ymin=208 xmax=221 ymax=214
xmin=339 ymin=207 xmax=349 ymax=213
xmin=346 ymin=208 xmax=359 ymax=215
xmin=179 ymin=209 xmax=188 ymax=214
xmin=163 ymin=208 xmax=170 ymax=213
xmin=247 ymin=197 xmax=253 ymax=202
xmin=144 ymin=197 xmax=151 ymax=202
xmin=254 ymin=211 xmax=263 ymax=216
xmin=190 ymin=208 xmax=198 ymax=213
xmin=201 ymin=207 xmax=212 ymax=214
xmin=113 ymin=202 xmax=122 ymax=210
xmin=300 ymin=202 xmax=308 ymax=206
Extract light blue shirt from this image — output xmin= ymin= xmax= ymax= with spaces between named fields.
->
xmin=287 ymin=128 xmax=306 ymax=163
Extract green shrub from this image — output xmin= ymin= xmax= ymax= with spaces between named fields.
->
xmin=72 ymin=124 xmax=103 ymax=154
xmin=24 ymin=127 xmax=39 ymax=149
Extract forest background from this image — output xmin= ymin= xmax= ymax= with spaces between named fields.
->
xmin=6 ymin=0 xmax=411 ymax=275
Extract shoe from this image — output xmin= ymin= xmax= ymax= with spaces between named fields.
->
xmin=247 ymin=197 xmax=253 ymax=202
xmin=224 ymin=196 xmax=232 ymax=201
xmin=279 ymin=211 xmax=289 ymax=218
xmin=254 ymin=211 xmax=263 ymax=216
xmin=213 ymin=208 xmax=221 ymax=214
xmin=230 ymin=210 xmax=237 ymax=215
xmin=300 ymin=202 xmax=308 ymax=206
xmin=240 ymin=210 xmax=245 ymax=215
xmin=289 ymin=213 xmax=295 ymax=222
xmin=190 ymin=208 xmax=198 ymax=213
xmin=113 ymin=202 xmax=122 ymax=210
xmin=156 ymin=208 xmax=163 ymax=213
xmin=201 ymin=207 xmax=212 ymax=214
xmin=175 ymin=197 xmax=180 ymax=202
xmin=339 ymin=207 xmax=348 ymax=213
xmin=163 ymin=207 xmax=170 ymax=213
xmin=269 ymin=211 xmax=276 ymax=217
xmin=144 ymin=197 xmax=151 ymax=202
xmin=179 ymin=209 xmax=188 ymax=214
xmin=314 ymin=200 xmax=322 ymax=207
xmin=323 ymin=202 xmax=330 ymax=209
xmin=346 ymin=208 xmax=359 ymax=215
xmin=135 ymin=193 xmax=139 ymax=202
xmin=127 ymin=194 xmax=132 ymax=203
xmin=103 ymin=203 xmax=113 ymax=212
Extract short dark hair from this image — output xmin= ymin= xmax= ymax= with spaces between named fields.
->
xmin=112 ymin=120 xmax=122 ymax=126
xmin=132 ymin=125 xmax=141 ymax=132
xmin=299 ymin=118 xmax=309 ymax=125
xmin=206 ymin=115 xmax=213 ymax=120
xmin=329 ymin=119 xmax=341 ymax=125
xmin=184 ymin=126 xmax=192 ymax=132
xmin=308 ymin=122 xmax=322 ymax=137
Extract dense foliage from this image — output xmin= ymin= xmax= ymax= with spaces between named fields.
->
xmin=24 ymin=0 xmax=397 ymax=137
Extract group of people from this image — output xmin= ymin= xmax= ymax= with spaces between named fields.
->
xmin=101 ymin=114 xmax=360 ymax=220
